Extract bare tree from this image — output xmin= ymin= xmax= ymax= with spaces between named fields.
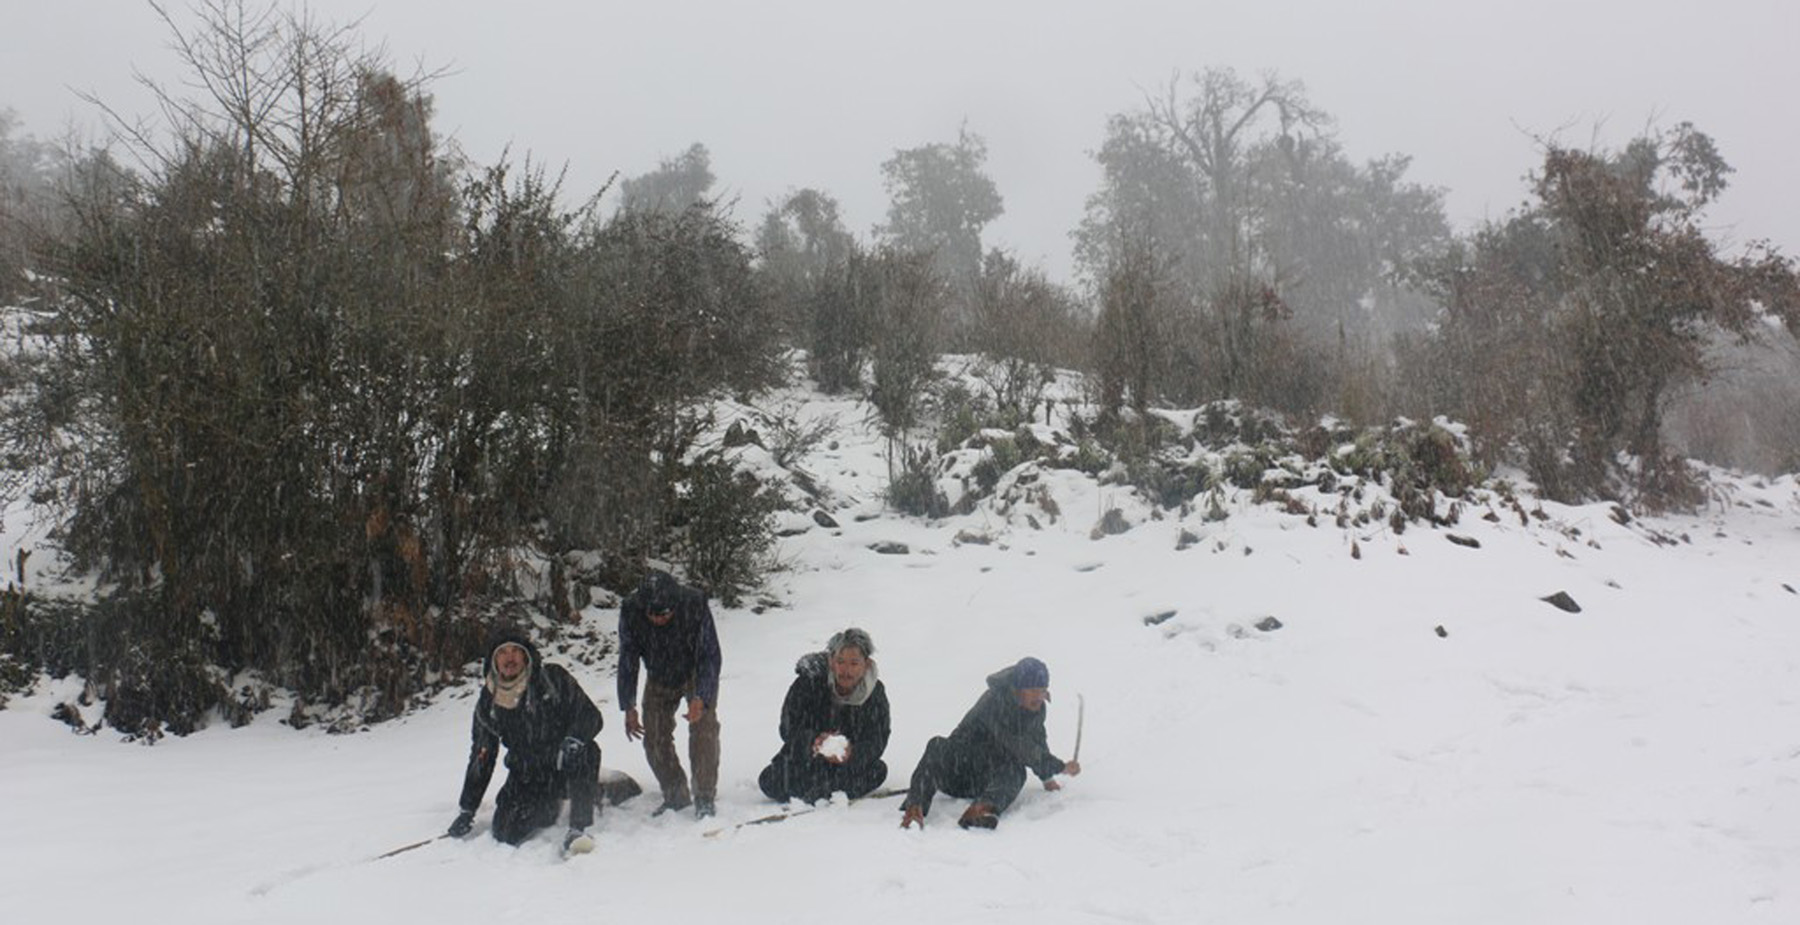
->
xmin=1144 ymin=69 xmax=1331 ymax=280
xmin=1078 ymin=68 xmax=1446 ymax=416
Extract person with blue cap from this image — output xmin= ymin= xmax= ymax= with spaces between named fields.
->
xmin=899 ymin=656 xmax=1080 ymax=830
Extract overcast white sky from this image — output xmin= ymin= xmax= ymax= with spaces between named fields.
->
xmin=5 ymin=0 xmax=1796 ymax=285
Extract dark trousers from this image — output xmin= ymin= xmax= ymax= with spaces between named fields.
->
xmin=491 ymin=740 xmax=600 ymax=844
xmin=757 ymin=752 xmax=888 ymax=803
xmin=901 ymin=735 xmax=1026 ymax=817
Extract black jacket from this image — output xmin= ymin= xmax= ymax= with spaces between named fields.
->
xmin=458 ymin=631 xmax=603 ymax=811
xmin=617 ymin=577 xmax=721 ymax=710
xmin=771 ymin=651 xmax=890 ymax=772
xmin=947 ymin=663 xmax=1066 ymax=781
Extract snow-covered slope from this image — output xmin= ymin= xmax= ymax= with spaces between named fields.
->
xmin=4 ymin=379 xmax=1799 ymax=924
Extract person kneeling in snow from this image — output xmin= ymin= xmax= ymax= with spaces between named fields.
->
xmin=757 ymin=627 xmax=891 ymax=803
xmin=899 ymin=657 xmax=1080 ymax=830
xmin=447 ymin=631 xmax=604 ymax=855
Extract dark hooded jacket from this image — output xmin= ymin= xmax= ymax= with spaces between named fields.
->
xmin=946 ymin=662 xmax=1066 ymax=782
xmin=617 ymin=572 xmax=722 ymax=710
xmin=772 ymin=651 xmax=890 ymax=773
xmin=458 ymin=631 xmax=603 ymax=812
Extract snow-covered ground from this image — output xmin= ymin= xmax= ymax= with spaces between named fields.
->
xmin=4 ymin=382 xmax=1799 ymax=924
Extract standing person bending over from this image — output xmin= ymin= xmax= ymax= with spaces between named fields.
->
xmin=899 ymin=656 xmax=1080 ymax=830
xmin=757 ymin=627 xmax=891 ymax=803
xmin=618 ymin=570 xmax=723 ymax=819
xmin=447 ymin=631 xmax=603 ymax=855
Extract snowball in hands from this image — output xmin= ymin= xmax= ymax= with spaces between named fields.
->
xmin=818 ymin=734 xmax=850 ymax=761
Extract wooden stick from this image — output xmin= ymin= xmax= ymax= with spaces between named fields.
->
xmin=702 ymin=787 xmax=906 ymax=838
xmin=1073 ymin=693 xmax=1085 ymax=762
xmin=374 ymin=834 xmax=446 ymax=860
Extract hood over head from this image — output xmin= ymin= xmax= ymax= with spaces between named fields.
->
xmin=482 ymin=628 xmax=542 ymax=679
xmin=481 ymin=627 xmax=543 ymax=711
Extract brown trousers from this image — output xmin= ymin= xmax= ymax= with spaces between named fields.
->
xmin=641 ymin=676 xmax=720 ymax=803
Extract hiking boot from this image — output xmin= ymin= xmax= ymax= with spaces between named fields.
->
xmin=562 ymin=827 xmax=595 ymax=856
xmin=957 ymin=803 xmax=999 ymax=830
xmin=694 ymin=797 xmax=717 ymax=819
xmin=652 ymin=796 xmax=692 ymax=817
xmin=900 ymin=803 xmax=926 ymax=830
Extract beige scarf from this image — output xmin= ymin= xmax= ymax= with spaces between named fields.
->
xmin=486 ymin=666 xmax=531 ymax=710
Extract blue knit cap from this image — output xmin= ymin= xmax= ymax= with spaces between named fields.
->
xmin=1014 ymin=656 xmax=1049 ymax=689
xmin=639 ymin=570 xmax=680 ymax=613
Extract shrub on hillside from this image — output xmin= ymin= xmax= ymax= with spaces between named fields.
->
xmin=1126 ymin=457 xmax=1213 ymax=509
xmin=886 ymin=444 xmax=950 ymax=518
xmin=676 ymin=453 xmax=784 ymax=608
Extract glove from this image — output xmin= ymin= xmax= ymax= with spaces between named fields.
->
xmin=447 ymin=810 xmax=475 ymax=838
xmin=556 ymin=736 xmax=586 ymax=772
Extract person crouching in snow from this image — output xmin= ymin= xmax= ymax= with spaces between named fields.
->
xmin=447 ymin=631 xmax=604 ymax=855
xmin=757 ymin=627 xmax=891 ymax=803
xmin=899 ymin=656 xmax=1080 ymax=830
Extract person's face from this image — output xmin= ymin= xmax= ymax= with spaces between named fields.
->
xmin=494 ymin=644 xmax=528 ymax=681
xmin=830 ymin=646 xmax=868 ymax=694
xmin=647 ymin=605 xmax=675 ymax=627
xmin=1015 ymin=687 xmax=1049 ymax=712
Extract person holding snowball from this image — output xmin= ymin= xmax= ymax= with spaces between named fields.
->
xmin=756 ymin=627 xmax=891 ymax=803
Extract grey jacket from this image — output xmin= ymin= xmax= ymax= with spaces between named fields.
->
xmin=947 ymin=663 xmax=1066 ymax=781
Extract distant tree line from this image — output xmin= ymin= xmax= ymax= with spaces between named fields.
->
xmin=1068 ymin=70 xmax=1797 ymax=503
xmin=0 ymin=2 xmax=1795 ymax=735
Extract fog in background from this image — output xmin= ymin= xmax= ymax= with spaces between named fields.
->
xmin=4 ymin=0 xmax=1800 ymax=763
xmin=4 ymin=0 xmax=1796 ymax=284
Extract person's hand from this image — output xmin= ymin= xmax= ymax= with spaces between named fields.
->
xmin=1044 ymin=779 xmax=1062 ymax=792
xmin=624 ymin=708 xmax=644 ymax=741
xmin=811 ymin=732 xmax=830 ymax=756
xmin=900 ymin=804 xmax=925 ymax=829
xmin=684 ymin=697 xmax=705 ymax=723
xmin=447 ymin=810 xmax=475 ymax=838
xmin=1063 ymin=760 xmax=1081 ymax=777
xmin=556 ymin=736 xmax=585 ymax=771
